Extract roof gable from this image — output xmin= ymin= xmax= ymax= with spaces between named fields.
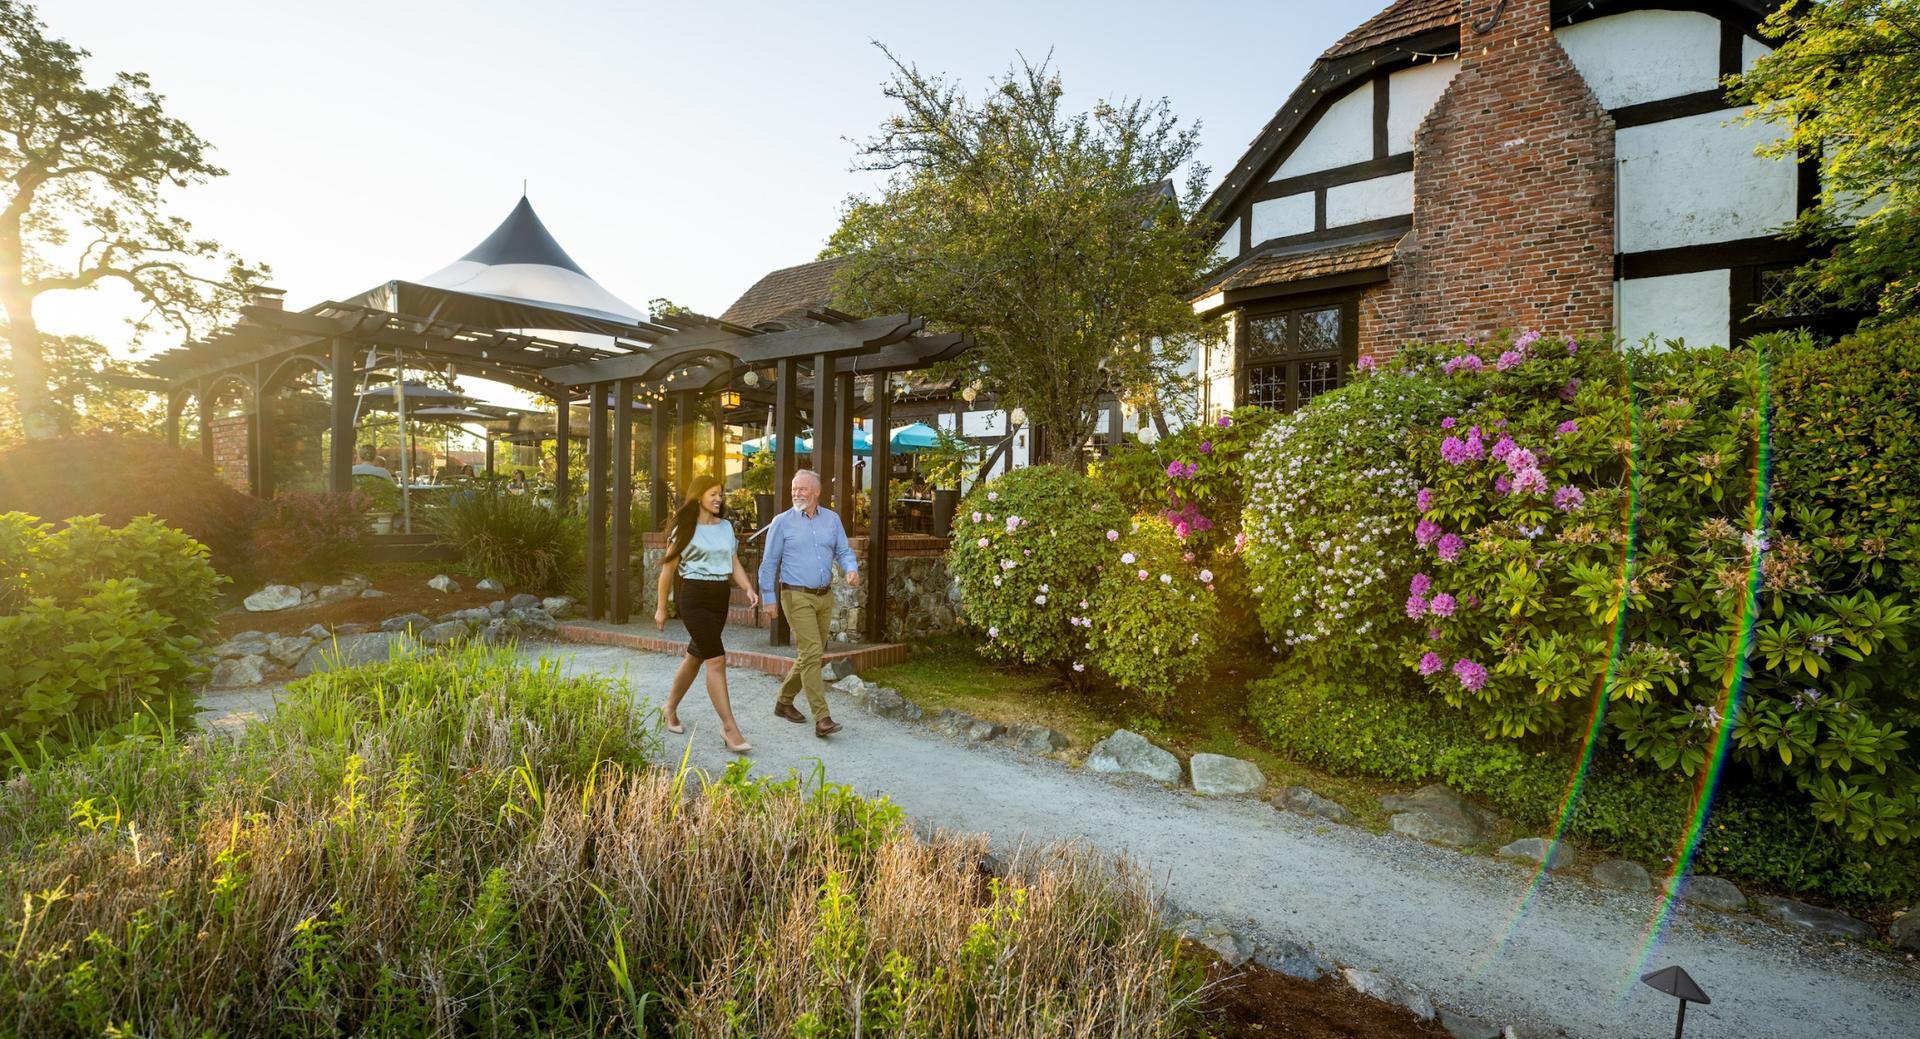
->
xmin=719 ymin=257 xmax=846 ymax=329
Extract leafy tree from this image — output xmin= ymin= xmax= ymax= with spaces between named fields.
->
xmin=0 ymin=332 xmax=158 ymax=444
xmin=0 ymin=0 xmax=268 ymax=440
xmin=1731 ymin=0 xmax=1920 ymax=321
xmin=827 ymin=48 xmax=1215 ymax=468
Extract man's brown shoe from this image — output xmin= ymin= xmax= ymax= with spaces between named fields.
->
xmin=814 ymin=717 xmax=843 ymax=738
xmin=774 ymin=702 xmax=807 ymax=724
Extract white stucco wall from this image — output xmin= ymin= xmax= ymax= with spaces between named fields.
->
xmin=1214 ymin=218 xmax=1241 ymax=264
xmin=1618 ymin=110 xmax=1797 ymax=252
xmin=1556 ymin=10 xmax=1722 ymax=109
xmin=1386 ymin=59 xmax=1457 ymax=153
xmin=1250 ymin=193 xmax=1315 ymax=244
xmin=1325 ymin=171 xmax=1413 ymax=227
xmin=1743 ymin=35 xmax=1771 ymax=72
xmin=1618 ymin=270 xmax=1730 ymax=350
xmin=1275 ymin=80 xmax=1375 ymax=179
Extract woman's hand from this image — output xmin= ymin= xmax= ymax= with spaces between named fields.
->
xmin=653 ymin=605 xmax=668 ymax=631
xmin=745 ymin=588 xmax=761 ymax=611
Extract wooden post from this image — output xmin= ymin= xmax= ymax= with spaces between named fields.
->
xmin=772 ymin=359 xmax=797 ymax=646
xmin=586 ymin=384 xmax=609 ymax=620
xmin=250 ymin=364 xmax=268 ymax=499
xmin=484 ymin=435 xmax=495 ymax=480
xmin=164 ymin=391 xmax=182 ymax=449
xmin=554 ymin=391 xmax=571 ymax=511
xmin=649 ymin=396 xmax=668 ymax=530
xmin=611 ymin=379 xmax=634 ymax=624
xmin=329 ymin=339 xmax=354 ymax=494
xmin=836 ymin=371 xmax=856 ymax=534
xmin=866 ymin=372 xmax=891 ymax=642
xmin=812 ymin=353 xmax=834 ymax=508
xmin=674 ymin=391 xmax=693 ymax=493
xmin=710 ymin=391 xmax=725 ymax=483
xmin=199 ymin=388 xmax=214 ymax=464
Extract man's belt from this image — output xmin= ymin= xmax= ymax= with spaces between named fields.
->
xmin=780 ymin=582 xmax=831 ymax=595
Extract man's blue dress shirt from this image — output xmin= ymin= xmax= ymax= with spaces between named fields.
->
xmin=758 ymin=505 xmax=858 ymax=601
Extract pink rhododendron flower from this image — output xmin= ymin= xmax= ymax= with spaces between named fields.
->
xmin=1199 ymin=440 xmax=1213 ymax=455
xmin=1566 ymin=336 xmax=1579 ymax=356
xmin=1416 ymin=487 xmax=1434 ymax=513
xmin=1410 ymin=573 xmax=1433 ymax=597
xmin=1554 ymin=485 xmax=1586 ymax=512
xmin=1233 ymin=532 xmax=1249 ymax=553
xmin=1107 ymin=529 xmax=1120 ymax=541
xmin=1495 ymin=350 xmax=1524 ymax=371
xmin=1429 ymin=593 xmax=1457 ymax=617
xmin=1560 ymin=378 xmax=1580 ymax=401
xmin=1217 ymin=415 xmax=1232 ymax=428
xmin=1491 ymin=434 xmax=1516 ymax=462
xmin=1415 ymin=519 xmax=1443 ymax=547
xmin=1514 ymin=329 xmax=1542 ymax=352
xmin=1137 ymin=569 xmax=1150 ymax=580
xmin=1356 ymin=354 xmax=1377 ymax=372
xmin=1440 ymin=416 xmax=1457 ymax=429
xmin=1406 ymin=595 xmax=1428 ymax=619
xmin=1436 ymin=533 xmax=1465 ymax=562
xmin=1511 ymin=468 xmax=1549 ymax=496
xmin=1428 ymin=627 xmax=1443 ymax=641
xmin=971 ymin=511 xmax=982 ymax=523
xmin=987 ymin=491 xmax=998 ymax=501
xmin=1174 ymin=521 xmax=1191 ymax=538
xmin=1199 ymin=568 xmax=1214 ymax=583
xmin=1443 ymin=354 xmax=1485 ymax=375
xmin=1494 ymin=475 xmax=1513 ymax=495
xmin=1504 ymin=448 xmax=1537 ymax=473
xmin=1556 ymin=420 xmax=1578 ymax=436
xmin=1419 ymin=651 xmax=1446 ymax=676
xmin=977 ymin=537 xmax=989 ymax=548
xmin=1453 ymin=658 xmax=1489 ymax=692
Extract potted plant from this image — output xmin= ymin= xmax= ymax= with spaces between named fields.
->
xmin=354 ymin=473 xmax=402 ymax=535
xmin=920 ymin=428 xmax=978 ymax=537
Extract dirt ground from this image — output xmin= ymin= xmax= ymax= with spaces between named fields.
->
xmin=215 ymin=570 xmax=529 ymax=640
xmin=1189 ymin=944 xmax=1451 ymax=1039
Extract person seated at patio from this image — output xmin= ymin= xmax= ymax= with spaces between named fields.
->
xmin=458 ymin=463 xmax=476 ymax=480
xmin=350 ymin=444 xmax=393 ymax=482
xmin=907 ymin=476 xmax=929 ymax=498
xmin=507 ymin=470 xmax=529 ymax=495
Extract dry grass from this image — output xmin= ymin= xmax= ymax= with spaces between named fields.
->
xmin=0 ymin=647 xmax=1209 ymax=1037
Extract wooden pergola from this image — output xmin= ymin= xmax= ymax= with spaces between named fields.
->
xmin=145 ymin=289 xmax=967 ymax=643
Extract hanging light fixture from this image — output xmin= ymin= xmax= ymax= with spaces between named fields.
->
xmin=720 ymin=390 xmax=742 ymax=409
xmin=742 ymin=370 xmax=761 ymax=388
xmin=1010 ymin=407 xmax=1027 ymax=426
xmin=862 ymin=378 xmax=876 ymax=403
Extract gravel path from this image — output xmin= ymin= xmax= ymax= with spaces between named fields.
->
xmin=200 ymin=642 xmax=1920 ymax=1038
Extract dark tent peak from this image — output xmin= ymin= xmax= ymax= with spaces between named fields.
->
xmin=456 ymin=196 xmax=591 ymax=276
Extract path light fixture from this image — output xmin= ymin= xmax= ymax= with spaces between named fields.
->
xmin=1640 ymin=965 xmax=1710 ymax=1039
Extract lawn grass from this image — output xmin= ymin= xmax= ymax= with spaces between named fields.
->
xmin=863 ymin=634 xmax=1397 ymax=830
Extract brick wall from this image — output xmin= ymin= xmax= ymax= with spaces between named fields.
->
xmin=1362 ymin=0 xmax=1615 ymax=360
xmin=209 ymin=414 xmax=253 ymax=494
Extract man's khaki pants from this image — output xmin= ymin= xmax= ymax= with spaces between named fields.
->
xmin=776 ymin=587 xmax=835 ymax=718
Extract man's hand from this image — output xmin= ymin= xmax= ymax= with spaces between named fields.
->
xmin=846 ymin=571 xmax=861 ymax=589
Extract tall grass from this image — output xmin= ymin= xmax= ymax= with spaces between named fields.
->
xmin=0 ymin=648 xmax=1206 ymax=1037
xmin=429 ymin=488 xmax=586 ymax=595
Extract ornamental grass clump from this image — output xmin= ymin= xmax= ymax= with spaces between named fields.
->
xmin=0 ymin=647 xmax=1207 ymax=1036
xmin=430 ymin=486 xmax=586 ymax=594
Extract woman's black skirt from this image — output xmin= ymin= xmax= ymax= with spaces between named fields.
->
xmin=678 ymin=577 xmax=732 ymax=661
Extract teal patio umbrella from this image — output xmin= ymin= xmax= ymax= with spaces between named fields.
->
xmin=888 ymin=421 xmax=942 ymax=453
xmin=804 ymin=426 xmax=874 ymax=456
xmin=741 ymin=432 xmax=809 ymax=457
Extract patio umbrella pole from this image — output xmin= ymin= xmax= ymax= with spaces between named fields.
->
xmin=397 ymin=368 xmax=412 ymax=535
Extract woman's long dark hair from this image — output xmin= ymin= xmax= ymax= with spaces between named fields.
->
xmin=661 ymin=474 xmax=725 ymax=566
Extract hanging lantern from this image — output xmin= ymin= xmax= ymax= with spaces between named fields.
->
xmin=1009 ymin=407 xmax=1027 ymax=427
xmin=862 ymin=379 xmax=876 ymax=403
xmin=720 ymin=390 xmax=743 ymax=409
xmin=742 ymin=370 xmax=761 ymax=388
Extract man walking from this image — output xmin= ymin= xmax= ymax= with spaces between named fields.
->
xmin=758 ymin=469 xmax=860 ymax=738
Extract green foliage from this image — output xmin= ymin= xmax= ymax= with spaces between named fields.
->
xmin=740 ymin=447 xmax=775 ymax=494
xmin=353 ymin=472 xmax=402 ymax=515
xmin=919 ymin=427 xmax=980 ymax=490
xmin=828 ymin=48 xmax=1216 ymax=466
xmin=0 ymin=512 xmax=217 ymax=757
xmin=1096 ymin=405 xmax=1279 ymax=550
xmin=947 ymin=466 xmax=1124 ymax=671
xmin=1242 ymin=371 xmax=1465 ymax=683
xmin=0 ymin=433 xmax=262 ymax=579
xmin=1729 ymin=0 xmax=1920 ymax=321
xmin=0 ymin=334 xmax=158 ymax=446
xmin=429 ymin=487 xmax=585 ymax=595
xmin=1086 ymin=517 xmax=1220 ymax=704
xmin=251 ymin=491 xmax=371 ymax=582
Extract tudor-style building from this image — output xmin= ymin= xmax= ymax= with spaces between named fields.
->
xmin=1192 ymin=0 xmax=1841 ymax=417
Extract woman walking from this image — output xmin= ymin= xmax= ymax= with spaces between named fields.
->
xmin=655 ymin=474 xmax=760 ymax=753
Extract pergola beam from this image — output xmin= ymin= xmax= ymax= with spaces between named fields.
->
xmin=541 ymin=314 xmax=924 ymax=387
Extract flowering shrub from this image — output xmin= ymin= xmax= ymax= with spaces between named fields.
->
xmin=1399 ymin=330 xmax=1917 ymax=845
xmin=251 ymin=491 xmax=371 ymax=582
xmin=1085 ymin=516 xmax=1220 ymax=703
xmin=948 ymin=466 xmax=1124 ymax=670
xmin=1095 ymin=407 xmax=1278 ymax=553
xmin=1241 ymin=373 xmax=1465 ymax=681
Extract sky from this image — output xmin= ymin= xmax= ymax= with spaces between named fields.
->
xmin=36 ymin=0 xmax=1359 ymax=358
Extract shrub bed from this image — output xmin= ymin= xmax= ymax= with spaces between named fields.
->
xmin=251 ymin=490 xmax=371 ymax=582
xmin=430 ymin=487 xmax=586 ymax=595
xmin=0 ymin=649 xmax=1208 ymax=1036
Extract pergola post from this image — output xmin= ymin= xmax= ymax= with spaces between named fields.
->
xmin=867 ymin=372 xmax=891 ymax=642
xmin=674 ymin=391 xmax=694 ymax=493
xmin=329 ymin=339 xmax=354 ymax=494
xmin=484 ymin=435 xmax=495 ymax=480
xmin=251 ymin=363 xmax=269 ymax=499
xmin=811 ymin=353 xmax=834 ymax=508
xmin=164 ymin=391 xmax=182 ymax=450
xmin=649 ymin=397 xmax=668 ymax=530
xmin=710 ymin=391 xmax=725 ymax=482
xmin=553 ymin=391 xmax=572 ymax=510
xmin=772 ymin=358 xmax=798 ymax=646
xmin=586 ymin=384 xmax=609 ymax=621
xmin=611 ymin=379 xmax=634 ymax=625
xmin=835 ymin=371 xmax=856 ymax=534
xmin=198 ymin=388 xmax=214 ymax=464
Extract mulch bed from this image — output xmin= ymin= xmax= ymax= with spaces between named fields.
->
xmin=1188 ymin=943 xmax=1453 ymax=1039
xmin=215 ymin=575 xmax=526 ymax=641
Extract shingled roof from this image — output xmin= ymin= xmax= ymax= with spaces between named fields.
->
xmin=1322 ymin=0 xmax=1459 ymax=60
xmin=719 ymin=257 xmax=846 ymax=329
xmin=1194 ymin=232 xmax=1403 ymax=304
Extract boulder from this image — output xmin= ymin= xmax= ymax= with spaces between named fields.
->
xmin=266 ymin=634 xmax=314 ymax=669
xmin=1890 ymin=909 xmax=1920 ymax=952
xmin=300 ymin=624 xmax=331 ymax=639
xmin=476 ymin=578 xmax=505 ymax=593
xmin=1755 ymin=896 xmax=1877 ymax=941
xmin=844 ymin=684 xmax=923 ymax=722
xmin=1177 ymin=919 xmax=1251 ymax=966
xmin=1497 ymin=837 xmax=1575 ymax=871
xmin=1087 ymin=730 xmax=1181 ymax=783
xmin=508 ymin=593 xmax=540 ymax=610
xmin=1591 ymin=859 xmax=1652 ymax=893
xmin=315 ymin=584 xmax=357 ymax=603
xmin=821 ymin=660 xmax=853 ymax=682
xmin=1667 ymin=874 xmax=1746 ymax=912
xmin=208 ymin=655 xmax=268 ymax=688
xmin=243 ymin=584 xmax=303 ymax=612
xmin=441 ymin=607 xmax=492 ymax=624
xmin=419 ymin=620 xmax=473 ymax=647
xmin=334 ymin=622 xmax=371 ymax=636
xmin=488 ymin=600 xmax=508 ymax=617
xmin=1381 ymin=785 xmax=1496 ymax=847
xmin=966 ymin=720 xmax=1006 ymax=743
xmin=293 ymin=632 xmax=415 ymax=676
xmin=379 ymin=613 xmax=433 ymax=633
xmin=360 ymin=588 xmax=389 ymax=599
xmin=427 ymin=574 xmax=460 ymax=593
xmin=1190 ymin=753 xmax=1266 ymax=796
xmin=1004 ymin=722 xmax=1068 ymax=755
xmin=541 ymin=596 xmax=576 ymax=619
xmin=1342 ymin=968 xmax=1436 ymax=1021
xmin=1275 ymin=786 xmax=1351 ymax=822
xmin=1251 ymin=938 xmax=1332 ymax=981
xmin=507 ymin=607 xmax=557 ymax=636
xmin=930 ymin=709 xmax=978 ymax=739
xmin=213 ymin=632 xmax=271 ymax=660
xmin=481 ymin=617 xmax=512 ymax=644
xmin=1437 ymin=1008 xmax=1499 ymax=1039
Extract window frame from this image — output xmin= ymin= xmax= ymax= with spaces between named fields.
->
xmin=1233 ymin=293 xmax=1360 ymax=413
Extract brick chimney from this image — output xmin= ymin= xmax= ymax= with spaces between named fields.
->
xmin=246 ymin=285 xmax=286 ymax=311
xmin=1362 ymin=0 xmax=1615 ymax=357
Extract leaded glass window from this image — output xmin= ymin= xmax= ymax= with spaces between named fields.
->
xmin=1242 ymin=304 xmax=1347 ymax=413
